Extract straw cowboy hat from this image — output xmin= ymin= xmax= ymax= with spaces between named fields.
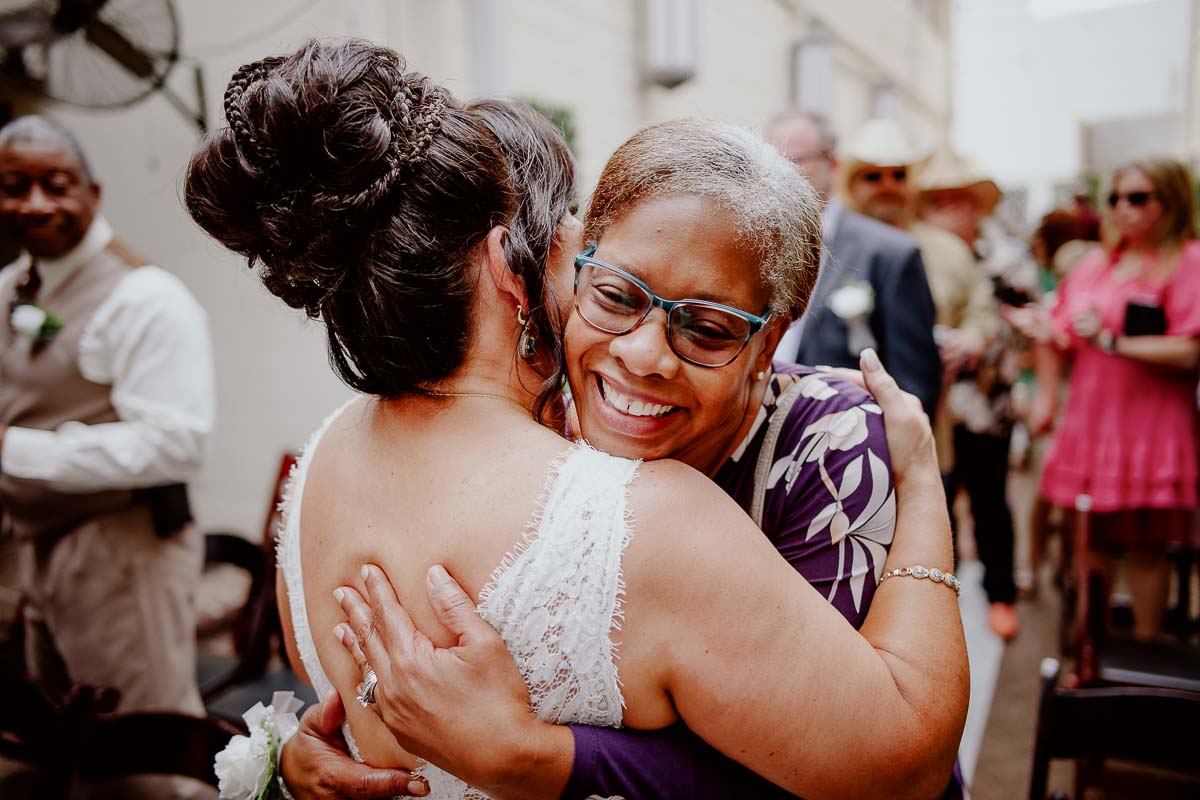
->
xmin=836 ymin=117 xmax=931 ymax=197
xmin=917 ymin=149 xmax=1002 ymax=214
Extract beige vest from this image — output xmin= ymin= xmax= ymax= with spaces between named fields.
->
xmin=0 ymin=249 xmax=138 ymax=541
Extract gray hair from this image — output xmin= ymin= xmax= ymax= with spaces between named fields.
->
xmin=584 ymin=117 xmax=822 ymax=317
xmin=764 ymin=110 xmax=838 ymax=156
xmin=0 ymin=115 xmax=95 ymax=182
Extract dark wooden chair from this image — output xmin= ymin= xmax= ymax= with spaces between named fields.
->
xmin=1029 ymin=657 xmax=1200 ymax=799
xmin=1061 ymin=496 xmax=1200 ymax=692
xmin=0 ymin=676 xmax=238 ymax=799
xmin=198 ymin=452 xmax=318 ymax=726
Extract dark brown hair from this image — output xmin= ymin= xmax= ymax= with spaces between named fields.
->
xmin=1033 ymin=209 xmax=1084 ymax=265
xmin=471 ymin=99 xmax=575 ymax=419
xmin=185 ymin=40 xmax=572 ymax=414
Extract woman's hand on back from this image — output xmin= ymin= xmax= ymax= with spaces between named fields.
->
xmin=823 ymin=348 xmax=939 ymax=489
xmin=332 ymin=564 xmax=573 ymax=800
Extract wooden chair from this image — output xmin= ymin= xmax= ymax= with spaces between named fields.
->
xmin=1029 ymin=657 xmax=1200 ymax=799
xmin=198 ymin=453 xmax=318 ymax=726
xmin=0 ymin=676 xmax=238 ymax=799
xmin=1062 ymin=496 xmax=1200 ymax=692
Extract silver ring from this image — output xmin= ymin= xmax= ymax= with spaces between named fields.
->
xmin=355 ymin=665 xmax=378 ymax=707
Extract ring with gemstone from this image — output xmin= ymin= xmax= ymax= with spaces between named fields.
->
xmin=356 ymin=665 xmax=379 ymax=707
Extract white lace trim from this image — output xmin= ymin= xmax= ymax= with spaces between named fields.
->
xmin=276 ymin=397 xmax=364 ymax=758
xmin=278 ymin=407 xmax=639 ymax=799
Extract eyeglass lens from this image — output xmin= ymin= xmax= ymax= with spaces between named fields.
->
xmin=575 ymin=261 xmax=753 ymax=367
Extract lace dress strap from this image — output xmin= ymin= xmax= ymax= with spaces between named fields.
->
xmin=477 ymin=444 xmax=640 ymax=728
xmin=276 ymin=397 xmax=362 ymax=755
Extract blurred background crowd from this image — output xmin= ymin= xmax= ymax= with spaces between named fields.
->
xmin=1 ymin=1 xmax=1200 ymax=798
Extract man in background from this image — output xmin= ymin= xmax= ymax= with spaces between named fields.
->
xmin=766 ymin=111 xmax=942 ymax=418
xmin=0 ymin=116 xmax=215 ymax=798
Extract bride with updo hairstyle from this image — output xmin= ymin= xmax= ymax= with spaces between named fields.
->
xmin=185 ymin=39 xmax=569 ymax=418
xmin=189 ymin=39 xmax=964 ymax=800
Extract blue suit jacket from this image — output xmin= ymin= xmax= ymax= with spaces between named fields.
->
xmin=787 ymin=209 xmax=942 ymax=418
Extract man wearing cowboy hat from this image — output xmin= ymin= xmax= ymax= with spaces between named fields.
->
xmin=838 ymin=120 xmax=1008 ymax=632
xmin=767 ymin=112 xmax=942 ymax=419
xmin=918 ymin=151 xmax=1035 ymax=640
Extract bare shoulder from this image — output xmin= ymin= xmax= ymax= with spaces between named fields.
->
xmin=624 ymin=460 xmax=779 ymax=588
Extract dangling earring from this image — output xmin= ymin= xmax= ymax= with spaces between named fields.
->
xmin=516 ymin=304 xmax=537 ymax=360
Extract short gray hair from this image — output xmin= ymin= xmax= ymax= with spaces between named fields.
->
xmin=764 ymin=110 xmax=837 ymax=156
xmin=584 ymin=117 xmax=822 ymax=317
xmin=0 ymin=115 xmax=95 ymax=182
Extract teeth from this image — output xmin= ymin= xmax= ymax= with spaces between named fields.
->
xmin=599 ymin=377 xmax=676 ymax=418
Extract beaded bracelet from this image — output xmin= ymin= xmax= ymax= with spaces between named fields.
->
xmin=878 ymin=564 xmax=961 ymax=596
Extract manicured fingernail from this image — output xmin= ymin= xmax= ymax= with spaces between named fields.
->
xmin=333 ymin=587 xmax=345 ymax=603
xmin=361 ymin=564 xmax=372 ymax=583
xmin=815 ymin=364 xmax=833 ymax=372
xmin=408 ymin=777 xmax=429 ymax=796
xmin=429 ymin=564 xmax=451 ymax=587
xmin=861 ymin=348 xmax=881 ymax=372
xmin=334 ymin=624 xmax=348 ymax=644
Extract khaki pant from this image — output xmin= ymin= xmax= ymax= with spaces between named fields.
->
xmin=19 ymin=505 xmax=210 ymax=799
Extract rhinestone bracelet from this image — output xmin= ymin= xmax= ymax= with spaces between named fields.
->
xmin=878 ymin=564 xmax=961 ymax=597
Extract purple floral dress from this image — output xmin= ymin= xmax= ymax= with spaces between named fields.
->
xmin=563 ymin=362 xmax=976 ymax=800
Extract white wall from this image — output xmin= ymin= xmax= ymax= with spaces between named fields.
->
xmin=952 ymin=0 xmax=1191 ymax=219
xmin=6 ymin=0 xmax=948 ymax=537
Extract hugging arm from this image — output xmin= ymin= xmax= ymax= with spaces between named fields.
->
xmin=330 ymin=359 xmax=967 ymax=800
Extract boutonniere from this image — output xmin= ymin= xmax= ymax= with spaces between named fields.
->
xmin=828 ymin=280 xmax=875 ymax=322
xmin=10 ymin=301 xmax=64 ymax=352
xmin=828 ymin=280 xmax=878 ymax=357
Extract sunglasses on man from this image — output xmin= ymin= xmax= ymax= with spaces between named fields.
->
xmin=1106 ymin=190 xmax=1155 ymax=208
xmin=858 ymin=168 xmax=908 ymax=184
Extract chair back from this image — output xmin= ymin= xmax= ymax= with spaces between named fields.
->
xmin=1030 ymin=657 xmax=1200 ymax=798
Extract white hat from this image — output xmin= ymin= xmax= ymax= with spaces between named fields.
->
xmin=917 ymin=149 xmax=1002 ymax=213
xmin=838 ymin=118 xmax=928 ymax=170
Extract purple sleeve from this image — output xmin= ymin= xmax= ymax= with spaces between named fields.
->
xmin=562 ymin=372 xmax=897 ymax=799
xmin=563 ymin=724 xmax=793 ymax=800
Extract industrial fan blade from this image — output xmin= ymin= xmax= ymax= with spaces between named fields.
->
xmin=84 ymin=17 xmax=153 ymax=78
xmin=0 ymin=7 xmax=56 ymax=48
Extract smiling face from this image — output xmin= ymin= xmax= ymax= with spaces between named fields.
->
xmin=0 ymin=139 xmax=99 ymax=259
xmin=566 ymin=194 xmax=783 ymax=475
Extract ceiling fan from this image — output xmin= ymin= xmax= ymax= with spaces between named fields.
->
xmin=0 ymin=0 xmax=203 ymax=130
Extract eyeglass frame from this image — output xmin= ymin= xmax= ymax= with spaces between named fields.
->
xmin=572 ymin=246 xmax=773 ymax=369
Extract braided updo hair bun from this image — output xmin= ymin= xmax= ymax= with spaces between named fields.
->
xmin=185 ymin=39 xmax=515 ymax=396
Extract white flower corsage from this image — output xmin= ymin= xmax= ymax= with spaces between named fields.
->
xmin=214 ymin=691 xmax=305 ymax=800
xmin=10 ymin=301 xmax=64 ymax=350
xmin=828 ymin=280 xmax=877 ymax=357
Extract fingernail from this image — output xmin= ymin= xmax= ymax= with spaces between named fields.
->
xmin=333 ymin=587 xmax=345 ymax=603
xmin=408 ymin=778 xmax=429 ymax=796
xmin=361 ymin=564 xmax=372 ymax=583
xmin=428 ymin=564 xmax=451 ymax=587
xmin=861 ymin=348 xmax=882 ymax=372
xmin=334 ymin=623 xmax=348 ymax=644
xmin=815 ymin=364 xmax=833 ymax=372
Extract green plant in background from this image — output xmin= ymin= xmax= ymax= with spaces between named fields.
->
xmin=523 ymin=98 xmax=577 ymax=154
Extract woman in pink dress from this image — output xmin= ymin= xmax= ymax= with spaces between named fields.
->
xmin=1011 ymin=159 xmax=1200 ymax=639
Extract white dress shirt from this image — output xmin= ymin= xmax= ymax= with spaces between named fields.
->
xmin=1 ymin=216 xmax=216 ymax=493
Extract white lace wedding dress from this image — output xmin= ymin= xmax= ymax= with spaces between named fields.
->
xmin=277 ymin=402 xmax=640 ymax=799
